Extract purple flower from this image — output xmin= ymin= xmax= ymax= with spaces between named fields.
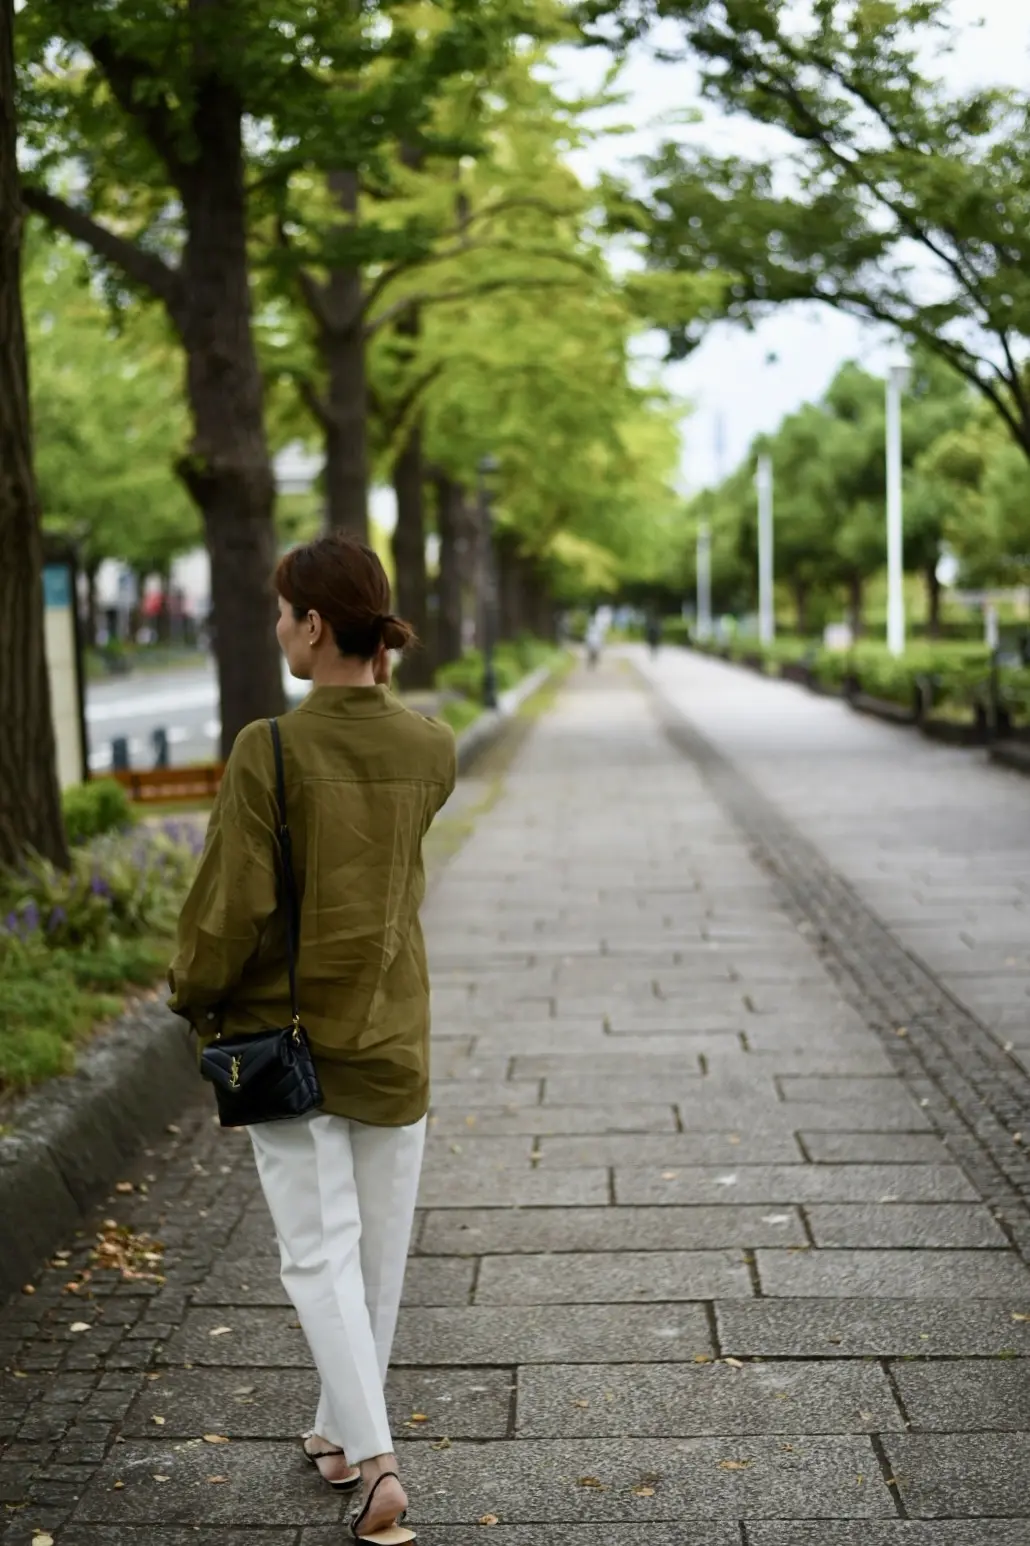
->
xmin=3 ymin=911 xmax=19 ymax=936
xmin=47 ymin=905 xmax=67 ymax=934
xmin=89 ymin=873 xmax=111 ymax=898
xmin=22 ymin=901 xmax=40 ymax=933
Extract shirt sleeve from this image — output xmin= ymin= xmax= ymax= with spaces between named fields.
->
xmin=167 ymin=720 xmax=279 ymax=1028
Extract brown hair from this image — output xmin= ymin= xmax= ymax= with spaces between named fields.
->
xmin=275 ymin=533 xmax=416 ymax=659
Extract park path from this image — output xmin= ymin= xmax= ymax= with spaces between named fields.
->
xmin=2 ymin=655 xmax=1030 ymax=1545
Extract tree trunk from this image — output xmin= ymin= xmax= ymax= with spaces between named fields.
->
xmin=321 ymin=171 xmax=369 ymax=539
xmin=0 ymin=0 xmax=68 ymax=867
xmin=391 ymin=415 xmax=433 ymax=688
xmin=176 ymin=81 xmax=284 ymax=755
xmin=84 ymin=558 xmax=99 ymax=648
xmin=433 ymin=469 xmax=464 ymax=667
xmin=497 ymin=534 xmax=524 ymax=641
xmin=926 ymin=563 xmax=942 ymax=638
xmin=847 ymin=572 xmax=863 ymax=638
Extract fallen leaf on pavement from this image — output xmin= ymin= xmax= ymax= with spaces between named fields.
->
xmin=115 ymin=1182 xmax=135 ymax=1194
xmin=207 ymin=1475 xmax=229 ymax=1484
xmin=431 ymin=1437 xmax=452 ymax=1451
xmin=693 ymin=1353 xmax=712 ymax=1364
xmin=718 ymin=1460 xmax=751 ymax=1472
xmin=632 ymin=1486 xmax=655 ymax=1497
xmin=153 ymin=1475 xmax=171 ymax=1483
xmin=724 ymin=1358 xmax=744 ymax=1369
xmin=761 ymin=1214 xmax=790 ymax=1226
xmin=203 ymin=1435 xmax=229 ymax=1444
xmin=714 ymin=1174 xmax=737 ymax=1187
xmin=572 ymin=1400 xmax=590 ymax=1409
xmin=22 ymin=1284 xmax=35 ymax=1296
xmin=577 ymin=1476 xmax=605 ymax=1489
xmin=69 ymin=1322 xmax=91 ymax=1333
xmin=208 ymin=1327 xmax=232 ymax=1337
xmin=660 ymin=1171 xmax=678 ymax=1180
xmin=32 ymin=1533 xmax=54 ymax=1546
xmin=478 ymin=1513 xmax=499 ymax=1525
xmin=409 ymin=1413 xmax=428 ymax=1423
xmin=1012 ymin=1313 xmax=1029 ymax=1322
xmin=152 ymin=1416 xmax=165 ymax=1426
xmin=112 ymin=1481 xmax=125 ymax=1490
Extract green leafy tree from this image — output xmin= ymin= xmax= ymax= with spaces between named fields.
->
xmin=584 ymin=1 xmax=1030 ymax=470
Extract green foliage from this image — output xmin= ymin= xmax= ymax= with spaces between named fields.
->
xmin=0 ymin=933 xmax=170 ymax=1093
xmin=435 ymin=637 xmax=563 ymax=702
xmin=61 ymin=780 xmax=133 ymax=848
xmin=591 ymin=0 xmax=1030 ymax=469
xmin=1 ymin=825 xmax=202 ymax=952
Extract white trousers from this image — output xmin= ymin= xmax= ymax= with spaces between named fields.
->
xmin=248 ymin=1111 xmax=426 ymax=1464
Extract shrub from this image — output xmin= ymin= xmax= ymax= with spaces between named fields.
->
xmin=62 ymin=779 xmax=134 ymax=846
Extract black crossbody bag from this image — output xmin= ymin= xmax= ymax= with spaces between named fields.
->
xmin=200 ymin=718 xmax=324 ymax=1128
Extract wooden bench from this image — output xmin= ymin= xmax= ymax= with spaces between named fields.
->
xmin=111 ymin=764 xmax=225 ymax=803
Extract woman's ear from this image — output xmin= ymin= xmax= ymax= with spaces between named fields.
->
xmin=307 ymin=610 xmax=325 ymax=646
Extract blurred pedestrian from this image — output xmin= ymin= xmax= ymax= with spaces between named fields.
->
xmin=645 ymin=614 xmax=662 ymax=657
xmin=586 ymin=613 xmax=604 ymax=668
xmin=169 ymin=532 xmax=456 ymax=1544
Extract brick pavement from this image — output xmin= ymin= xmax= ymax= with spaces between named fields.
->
xmin=3 ymin=660 xmax=1030 ymax=1544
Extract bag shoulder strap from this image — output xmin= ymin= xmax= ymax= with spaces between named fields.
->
xmin=268 ymin=718 xmax=300 ymax=1025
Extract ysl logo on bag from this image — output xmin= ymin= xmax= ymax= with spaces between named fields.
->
xmin=229 ymin=1055 xmax=242 ymax=1090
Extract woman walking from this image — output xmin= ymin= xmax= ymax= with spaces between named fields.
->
xmin=169 ymin=534 xmax=456 ymax=1544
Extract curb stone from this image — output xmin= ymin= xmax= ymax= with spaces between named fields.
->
xmin=0 ymin=999 xmax=197 ymax=1302
xmin=0 ymin=660 xmax=558 ymax=1303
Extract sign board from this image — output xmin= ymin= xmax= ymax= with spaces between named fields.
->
xmin=42 ymin=557 xmax=87 ymax=790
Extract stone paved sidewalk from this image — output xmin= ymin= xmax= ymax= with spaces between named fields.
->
xmin=2 ymin=661 xmax=1030 ymax=1545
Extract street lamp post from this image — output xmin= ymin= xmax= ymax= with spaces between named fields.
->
xmin=885 ymin=354 xmax=910 ymax=658
xmin=756 ymin=452 xmax=775 ymax=646
xmin=478 ymin=454 xmax=500 ymax=709
xmin=696 ymin=522 xmax=712 ymax=641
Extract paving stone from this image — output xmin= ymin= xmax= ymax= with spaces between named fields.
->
xmin=46 ymin=1534 xmax=298 ymax=1546
xmin=800 ymin=1132 xmax=955 ymax=1163
xmin=475 ymin=1250 xmax=753 ymax=1304
xmin=419 ymin=1205 xmax=808 ymax=1254
xmin=515 ymin=1360 xmax=902 ymax=1437
xmin=190 ymin=1255 xmax=473 ymax=1307
xmin=747 ymin=1528 xmax=1030 ymax=1546
xmin=303 ymin=1530 xmax=737 ymax=1546
xmin=73 ymin=1440 xmax=343 ymax=1524
xmin=415 ymin=1168 xmax=608 ymax=1208
xmin=882 ymin=1432 xmax=1030 ymax=1517
xmin=423 ymin=1136 xmax=534 ymax=1168
xmin=426 ymin=1105 xmax=679 ymax=1135
xmin=541 ymin=1073 xmax=714 ymax=1105
xmin=159 ymin=1307 xmax=315 ymax=1367
xmin=392 ymin=1304 xmax=714 ymax=1364
xmin=537 ymin=1132 xmax=802 ymax=1167
xmin=891 ymin=1361 xmax=1030 ymax=1431
xmin=717 ymin=1299 xmax=1030 ymax=1357
xmin=806 ymin=1204 xmax=1008 ymax=1249
xmin=757 ymin=1248 xmax=1030 ymax=1297
xmin=429 ymin=1079 xmax=543 ymax=1108
xmin=388 ymin=1434 xmax=895 ymax=1520
xmin=615 ymin=1164 xmax=977 ymax=1205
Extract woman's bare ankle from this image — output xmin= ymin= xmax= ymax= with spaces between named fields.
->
xmin=357 ymin=1454 xmax=406 ymax=1522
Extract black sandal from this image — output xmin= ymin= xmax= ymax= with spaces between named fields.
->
xmin=350 ymin=1470 xmax=415 ymax=1544
xmin=302 ymin=1435 xmax=361 ymax=1493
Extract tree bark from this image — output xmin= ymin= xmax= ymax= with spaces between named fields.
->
xmin=317 ymin=171 xmax=369 ymax=539
xmin=926 ymin=564 xmax=942 ymax=638
xmin=84 ymin=559 xmax=99 ymax=648
xmin=175 ymin=79 xmax=284 ymax=754
xmin=391 ymin=414 xmax=433 ymax=688
xmin=0 ymin=0 xmax=68 ymax=867
xmin=433 ymin=469 xmax=465 ymax=667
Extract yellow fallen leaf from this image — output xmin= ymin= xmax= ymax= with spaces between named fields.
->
xmin=69 ymin=1322 xmax=91 ymax=1333
xmin=112 ymin=1480 xmax=125 ymax=1490
xmin=724 ymin=1357 xmax=744 ymax=1369
xmin=1012 ymin=1313 xmax=1029 ymax=1323
xmin=479 ymin=1513 xmax=499 ymax=1525
xmin=718 ymin=1460 xmax=751 ymax=1472
xmin=693 ymin=1354 xmax=712 ymax=1364
xmin=32 ymin=1533 xmax=54 ymax=1546
xmin=208 ymin=1326 xmax=232 ymax=1337
xmin=431 ymin=1437 xmax=452 ymax=1451
xmin=572 ymin=1400 xmax=590 ymax=1409
xmin=203 ymin=1434 xmax=230 ymax=1444
xmin=577 ymin=1476 xmax=605 ymax=1489
xmin=632 ymin=1485 xmax=655 ymax=1497
xmin=409 ymin=1413 xmax=429 ymax=1423
xmin=153 ymin=1474 xmax=171 ymax=1483
xmin=661 ymin=1171 xmax=678 ymax=1180
xmin=152 ymin=1416 xmax=166 ymax=1426
xmin=207 ymin=1475 xmax=229 ymax=1484
xmin=22 ymin=1284 xmax=35 ymax=1296
xmin=115 ymin=1182 xmax=135 ymax=1194
xmin=12 ymin=1370 xmax=27 ymax=1379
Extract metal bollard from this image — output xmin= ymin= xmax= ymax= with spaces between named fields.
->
xmin=111 ymin=736 xmax=130 ymax=771
xmin=152 ymin=727 xmax=170 ymax=768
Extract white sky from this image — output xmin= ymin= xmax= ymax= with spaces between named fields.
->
xmin=550 ymin=2 xmax=1030 ymax=490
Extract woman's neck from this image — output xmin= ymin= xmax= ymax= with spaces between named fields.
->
xmin=310 ymin=655 xmax=377 ymax=688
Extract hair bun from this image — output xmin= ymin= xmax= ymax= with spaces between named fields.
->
xmin=380 ymin=613 xmax=416 ymax=653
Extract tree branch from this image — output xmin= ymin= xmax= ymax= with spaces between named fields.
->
xmin=21 ymin=187 xmax=185 ymax=319
xmin=85 ymin=32 xmax=186 ymax=183
xmin=364 ymin=276 xmax=583 ymax=340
